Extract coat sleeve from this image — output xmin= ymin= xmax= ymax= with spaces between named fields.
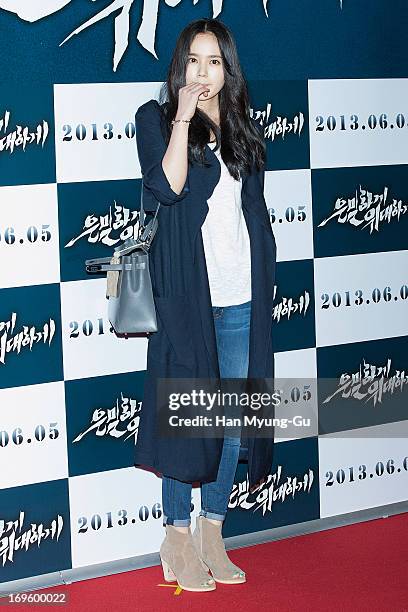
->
xmin=135 ymin=100 xmax=191 ymax=206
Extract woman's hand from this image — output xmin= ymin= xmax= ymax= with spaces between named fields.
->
xmin=175 ymin=82 xmax=211 ymax=121
xmin=249 ymin=477 xmax=266 ymax=494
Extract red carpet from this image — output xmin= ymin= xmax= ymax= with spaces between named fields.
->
xmin=7 ymin=512 xmax=408 ymax=611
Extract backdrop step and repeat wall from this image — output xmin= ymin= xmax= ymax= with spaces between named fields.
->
xmin=0 ymin=0 xmax=408 ymax=589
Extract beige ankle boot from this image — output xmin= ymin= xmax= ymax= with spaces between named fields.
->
xmin=159 ymin=524 xmax=216 ymax=592
xmin=192 ymin=516 xmax=246 ymax=584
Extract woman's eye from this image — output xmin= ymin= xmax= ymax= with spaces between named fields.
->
xmin=187 ymin=58 xmax=221 ymax=64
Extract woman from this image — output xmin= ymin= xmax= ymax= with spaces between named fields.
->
xmin=134 ymin=18 xmax=276 ymax=592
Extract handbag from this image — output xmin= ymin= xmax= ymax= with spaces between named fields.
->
xmin=85 ymin=182 xmax=161 ymax=335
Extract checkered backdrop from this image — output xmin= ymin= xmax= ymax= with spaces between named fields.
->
xmin=0 ymin=0 xmax=407 ymax=588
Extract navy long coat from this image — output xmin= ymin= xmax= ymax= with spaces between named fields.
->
xmin=133 ymin=99 xmax=276 ymax=490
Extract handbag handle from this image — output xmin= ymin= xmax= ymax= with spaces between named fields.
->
xmin=138 ymin=178 xmax=161 ymax=242
xmin=115 ymin=179 xmax=161 ymax=255
xmin=85 ymin=180 xmax=161 ymax=274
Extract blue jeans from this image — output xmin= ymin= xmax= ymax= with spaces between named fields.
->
xmin=162 ymin=299 xmax=251 ymax=527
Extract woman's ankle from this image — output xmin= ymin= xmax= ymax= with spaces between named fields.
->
xmin=170 ymin=525 xmax=189 ymax=533
xmin=206 ymin=518 xmax=222 ymax=526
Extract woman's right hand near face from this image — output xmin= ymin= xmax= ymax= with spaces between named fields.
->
xmin=175 ymin=83 xmax=210 ymax=121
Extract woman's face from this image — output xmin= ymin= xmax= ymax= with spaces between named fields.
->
xmin=185 ymin=32 xmax=225 ymax=104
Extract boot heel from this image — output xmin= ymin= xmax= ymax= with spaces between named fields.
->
xmin=161 ymin=558 xmax=177 ymax=582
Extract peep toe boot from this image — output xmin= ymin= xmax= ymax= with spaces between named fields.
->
xmin=192 ymin=516 xmax=246 ymax=584
xmin=159 ymin=524 xmax=216 ymax=592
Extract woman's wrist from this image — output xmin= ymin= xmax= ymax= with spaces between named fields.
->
xmin=172 ymin=116 xmax=191 ymax=124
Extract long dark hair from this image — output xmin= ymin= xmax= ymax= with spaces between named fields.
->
xmin=157 ymin=18 xmax=265 ymax=181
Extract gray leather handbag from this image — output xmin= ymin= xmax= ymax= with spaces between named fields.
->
xmin=85 ymin=183 xmax=160 ymax=335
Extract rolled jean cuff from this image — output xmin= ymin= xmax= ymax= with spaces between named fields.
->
xmin=163 ymin=514 xmax=191 ymax=527
xmin=199 ymin=509 xmax=225 ymax=522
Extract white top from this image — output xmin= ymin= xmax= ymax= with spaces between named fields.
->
xmin=201 ymin=141 xmax=251 ymax=307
